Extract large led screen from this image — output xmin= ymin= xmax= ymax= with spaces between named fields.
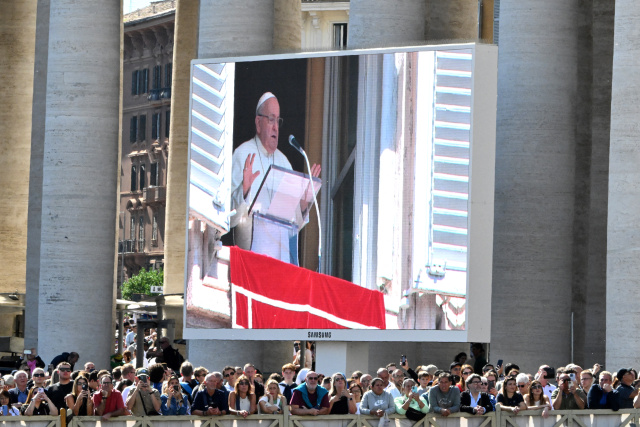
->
xmin=184 ymin=43 xmax=497 ymax=342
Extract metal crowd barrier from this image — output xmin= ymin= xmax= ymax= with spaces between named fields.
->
xmin=3 ymin=408 xmax=640 ymax=427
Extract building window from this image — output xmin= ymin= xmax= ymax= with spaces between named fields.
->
xmin=141 ymin=68 xmax=149 ymax=94
xmin=138 ymin=216 xmax=144 ymax=252
xmin=150 ymin=162 xmax=158 ymax=187
xmin=165 ymin=63 xmax=172 ymax=88
xmin=131 ymin=70 xmax=139 ymax=95
xmin=131 ymin=165 xmax=137 ymax=192
xmin=130 ymin=216 xmax=136 ymax=240
xmin=130 ymin=116 xmax=138 ymax=143
xmin=139 ymin=114 xmax=146 ymax=142
xmin=165 ymin=109 xmax=170 ymax=138
xmin=153 ymin=65 xmax=162 ymax=90
xmin=152 ymin=213 xmax=158 ymax=243
xmin=333 ymin=23 xmax=348 ymax=49
xmin=152 ymin=113 xmax=161 ymax=140
xmin=139 ymin=163 xmax=146 ymax=189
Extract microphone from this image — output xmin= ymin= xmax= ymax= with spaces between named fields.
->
xmin=288 ymin=134 xmax=304 ymax=154
xmin=288 ymin=135 xmax=322 ymax=273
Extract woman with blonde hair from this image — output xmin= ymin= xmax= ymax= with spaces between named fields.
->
xmin=259 ymin=379 xmax=285 ymax=414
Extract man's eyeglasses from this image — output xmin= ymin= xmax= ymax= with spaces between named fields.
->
xmin=517 ymin=384 xmax=527 ymax=388
xmin=59 ymin=368 xmax=71 ymax=372
xmin=224 ymin=372 xmax=235 ymax=378
xmin=257 ymin=114 xmax=283 ymax=127
xmin=307 ymin=376 xmax=318 ymax=381
xmin=33 ymin=373 xmax=45 ymax=378
xmin=470 ymin=381 xmax=482 ymax=385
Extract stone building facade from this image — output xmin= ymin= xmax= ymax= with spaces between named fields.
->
xmin=118 ymin=5 xmax=175 ymax=285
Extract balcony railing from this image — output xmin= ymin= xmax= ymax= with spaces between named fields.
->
xmin=142 ymin=185 xmax=166 ymax=205
xmin=118 ymin=239 xmax=145 ymax=254
xmin=147 ymin=88 xmax=162 ymax=102
xmin=5 ymin=408 xmax=640 ymax=427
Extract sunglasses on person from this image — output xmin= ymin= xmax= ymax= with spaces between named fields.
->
xmin=463 ymin=371 xmax=473 ymax=375
xmin=307 ymin=376 xmax=319 ymax=381
xmin=517 ymin=384 xmax=527 ymax=388
xmin=238 ymin=381 xmax=250 ymax=386
xmin=33 ymin=373 xmax=45 ymax=378
xmin=531 ymin=385 xmax=542 ymax=389
xmin=59 ymin=368 xmax=71 ymax=372
xmin=224 ymin=372 xmax=235 ymax=378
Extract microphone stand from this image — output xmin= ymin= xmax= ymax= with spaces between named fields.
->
xmin=290 ymin=137 xmax=322 ymax=273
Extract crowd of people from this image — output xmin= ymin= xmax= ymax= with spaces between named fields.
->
xmin=2 ymin=338 xmax=638 ymax=420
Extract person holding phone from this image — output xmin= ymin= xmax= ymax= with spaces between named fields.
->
xmin=126 ymin=368 xmax=162 ymax=416
xmin=395 ymin=378 xmax=428 ymax=421
xmin=65 ymin=376 xmax=93 ymax=416
xmin=23 ymin=386 xmax=58 ymax=416
xmin=328 ymin=373 xmax=356 ymax=414
xmin=161 ymin=374 xmax=189 ymax=415
xmin=551 ymin=372 xmax=586 ymax=410
xmin=0 ymin=390 xmax=20 ymax=416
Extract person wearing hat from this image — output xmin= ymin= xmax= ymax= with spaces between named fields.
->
xmin=230 ymin=92 xmax=321 ymax=264
xmin=615 ymin=368 xmax=639 ymax=409
xmin=125 ymin=368 xmax=161 ymax=416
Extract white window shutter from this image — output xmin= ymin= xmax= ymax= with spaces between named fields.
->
xmin=188 ymin=63 xmax=235 ymax=234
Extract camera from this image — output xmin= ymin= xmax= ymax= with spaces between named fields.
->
xmin=173 ymin=385 xmax=180 ymax=392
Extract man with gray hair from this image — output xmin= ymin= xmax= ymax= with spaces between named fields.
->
xmin=191 ymin=373 xmax=228 ymax=416
xmin=231 ymin=92 xmax=321 ymax=264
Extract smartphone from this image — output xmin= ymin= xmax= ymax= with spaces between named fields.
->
xmin=23 ymin=349 xmax=32 ymax=355
xmin=38 ymin=388 xmax=44 ymax=394
xmin=496 ymin=359 xmax=503 ymax=368
xmin=82 ymin=384 xmax=88 ymax=391
xmin=570 ymin=373 xmax=576 ymax=382
xmin=294 ymin=342 xmax=300 ymax=352
xmin=2 ymin=405 xmax=8 ymax=415
xmin=401 ymin=355 xmax=407 ymax=364
xmin=412 ymin=386 xmax=417 ymax=393
xmin=173 ymin=385 xmax=180 ymax=392
xmin=488 ymin=380 xmax=495 ymax=390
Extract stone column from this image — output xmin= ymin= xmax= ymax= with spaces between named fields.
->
xmin=491 ymin=0 xmax=579 ymax=372
xmin=274 ymin=0 xmax=301 ymax=51
xmin=164 ymin=0 xmax=200 ymax=342
xmin=198 ymin=0 xmax=274 ymax=57
xmin=0 ymin=1 xmax=37 ymax=336
xmin=606 ymin=0 xmax=640 ymax=369
xmin=426 ymin=0 xmax=479 ymax=40
xmin=25 ymin=0 xmax=120 ymax=367
xmin=348 ymin=0 xmax=426 ymax=48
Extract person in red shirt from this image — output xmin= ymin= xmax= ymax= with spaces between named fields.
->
xmin=93 ymin=375 xmax=126 ymax=420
